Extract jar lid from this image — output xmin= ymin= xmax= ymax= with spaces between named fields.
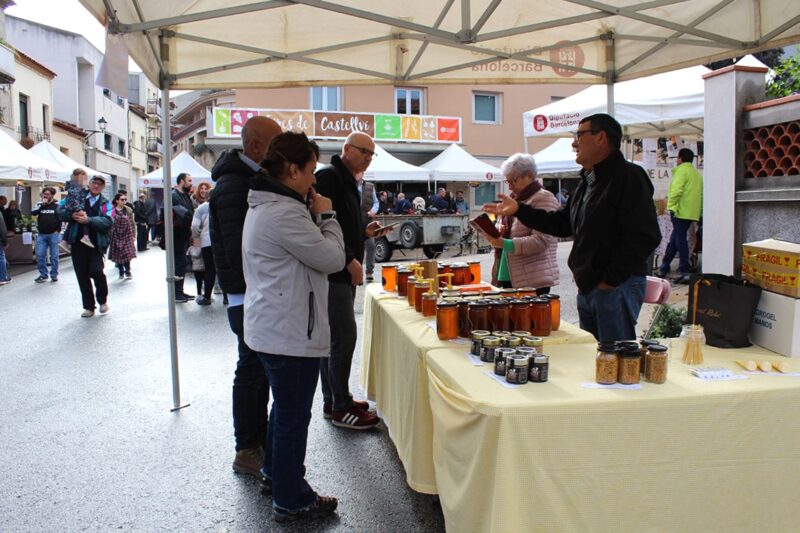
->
xmin=524 ymin=336 xmax=544 ymax=346
xmin=469 ymin=301 xmax=489 ymax=308
xmin=505 ymin=337 xmax=522 ymax=346
xmin=597 ymin=341 xmax=617 ymax=352
xmin=397 ymin=268 xmax=411 ymax=273
xmin=491 ymin=301 xmax=509 ymax=307
xmin=483 ymin=290 xmax=501 ymax=296
xmin=531 ymin=297 xmax=549 ymax=304
xmin=639 ymin=338 xmax=658 ymax=347
xmin=482 ymin=336 xmax=501 ymax=347
xmin=516 ymin=347 xmax=537 ymax=356
xmin=492 ymin=331 xmax=511 ymax=337
xmin=508 ymin=354 xmax=530 ymax=368
xmin=511 ymin=330 xmax=530 ymax=337
xmin=450 ymin=262 xmax=468 ymax=268
xmin=471 ymin=330 xmax=491 ymax=338
xmin=518 ymin=287 xmax=537 ymax=292
xmin=545 ymin=293 xmax=560 ymax=300
xmin=620 ymin=346 xmax=641 ymax=357
xmin=382 ymin=264 xmax=397 ymax=269
xmin=615 ymin=340 xmax=639 ymax=351
xmin=647 ymin=344 xmax=668 ymax=352
xmin=495 ymin=347 xmax=516 ymax=356
xmin=534 ymin=354 xmax=549 ymax=363
xmin=511 ymin=300 xmax=528 ymax=306
xmin=436 ymin=301 xmax=458 ymax=308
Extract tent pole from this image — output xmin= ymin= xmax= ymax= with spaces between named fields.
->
xmin=160 ymin=36 xmax=189 ymax=412
xmin=605 ymin=32 xmax=615 ymax=116
xmin=524 ymin=136 xmax=529 ymax=154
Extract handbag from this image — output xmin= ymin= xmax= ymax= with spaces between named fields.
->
xmin=687 ymin=273 xmax=762 ymax=348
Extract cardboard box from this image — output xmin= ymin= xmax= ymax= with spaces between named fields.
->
xmin=741 ymin=238 xmax=800 ymax=298
xmin=750 ymin=290 xmax=800 ymax=357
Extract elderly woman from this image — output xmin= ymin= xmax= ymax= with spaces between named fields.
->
xmin=481 ymin=153 xmax=559 ymax=294
xmin=242 ymin=131 xmax=344 ymax=523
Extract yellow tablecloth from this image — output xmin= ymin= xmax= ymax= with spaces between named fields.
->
xmin=425 ymin=341 xmax=800 ymax=533
xmin=359 ymin=283 xmax=595 ymax=494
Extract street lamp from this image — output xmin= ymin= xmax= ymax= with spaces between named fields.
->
xmin=84 ymin=116 xmax=108 ymax=166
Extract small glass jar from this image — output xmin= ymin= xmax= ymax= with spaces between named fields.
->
xmin=645 ymin=343 xmax=669 ymax=384
xmin=596 ymin=341 xmax=619 ymax=385
xmin=451 ymin=263 xmax=469 ymax=285
xmin=639 ymin=339 xmax=658 ymax=376
xmin=522 ymin=336 xmax=544 ymax=352
xmin=413 ymin=281 xmax=429 ymax=313
xmin=506 ymin=355 xmax=530 ymax=384
xmin=510 ymin=300 xmax=531 ymax=332
xmin=680 ymin=324 xmax=705 ymax=365
xmin=421 ymin=293 xmax=437 ymax=317
xmin=381 ymin=264 xmax=398 ymax=292
xmin=530 ymin=297 xmax=552 ymax=336
xmin=407 ymin=275 xmax=419 ymax=306
xmin=470 ymin=330 xmax=491 ymax=356
xmin=468 ymin=261 xmax=481 ymax=285
xmin=435 ymin=301 xmax=459 ymax=340
xmin=490 ymin=301 xmax=511 ymax=332
xmin=494 ymin=347 xmax=516 ymax=376
xmin=457 ymin=300 xmax=471 ymax=338
xmin=529 ymin=354 xmax=549 ymax=383
xmin=480 ymin=336 xmax=502 ymax=363
xmin=396 ymin=268 xmax=411 ymax=297
xmin=468 ymin=302 xmax=490 ymax=332
xmin=546 ymin=294 xmax=561 ymax=331
xmin=503 ymin=335 xmax=522 ymax=349
xmin=516 ymin=346 xmax=537 ymax=360
xmin=617 ymin=346 xmax=641 ymax=384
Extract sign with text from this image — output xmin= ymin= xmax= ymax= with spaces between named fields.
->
xmin=211 ymin=107 xmax=461 ymax=143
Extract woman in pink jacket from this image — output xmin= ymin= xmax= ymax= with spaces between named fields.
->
xmin=483 ymin=153 xmax=560 ymax=294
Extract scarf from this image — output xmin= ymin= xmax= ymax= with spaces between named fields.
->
xmin=493 ymin=179 xmax=543 ymax=267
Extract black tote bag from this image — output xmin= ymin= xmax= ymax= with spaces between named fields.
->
xmin=687 ymin=274 xmax=762 ymax=348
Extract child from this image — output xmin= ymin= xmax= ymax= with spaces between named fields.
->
xmin=63 ymin=168 xmax=94 ymax=248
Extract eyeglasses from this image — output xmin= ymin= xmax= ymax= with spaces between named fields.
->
xmin=350 ymin=144 xmax=377 ymax=158
xmin=573 ymin=129 xmax=600 ymax=140
xmin=504 ymin=176 xmax=519 ymax=185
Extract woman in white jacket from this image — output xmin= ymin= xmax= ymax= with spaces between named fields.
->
xmin=242 ymin=131 xmax=345 ymax=523
xmin=191 ymin=193 xmax=215 ymax=305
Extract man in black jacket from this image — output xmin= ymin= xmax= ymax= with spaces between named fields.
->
xmin=171 ymin=173 xmax=195 ymax=302
xmin=315 ymin=131 xmax=386 ymax=430
xmin=32 ymin=187 xmax=62 ymax=282
xmin=133 ymin=194 xmax=150 ymax=252
xmin=483 ymin=114 xmax=660 ymax=341
xmin=210 ymin=115 xmax=281 ymax=477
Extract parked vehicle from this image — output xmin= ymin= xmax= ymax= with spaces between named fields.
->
xmin=374 ymin=214 xmax=468 ymax=262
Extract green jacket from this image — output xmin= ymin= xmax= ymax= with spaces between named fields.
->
xmin=667 ymin=162 xmax=702 ymax=221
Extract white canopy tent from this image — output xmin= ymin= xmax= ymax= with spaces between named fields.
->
xmin=0 ymin=129 xmax=67 ymax=184
xmin=523 ymin=64 xmax=711 ymax=140
xmin=30 ymin=140 xmax=112 ymax=184
xmin=137 ymin=151 xmax=212 ymax=189
xmin=362 ymin=144 xmax=430 ymax=182
xmin=422 ymin=143 xmax=502 ymax=182
xmin=532 ymin=138 xmax=581 ymax=176
xmin=77 ymin=0 xmax=800 ymax=409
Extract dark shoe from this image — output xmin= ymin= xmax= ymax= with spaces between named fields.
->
xmin=232 ymin=447 xmax=264 ymax=477
xmin=119 ymin=272 xmax=125 ymax=280
xmin=50 ymin=277 xmax=58 ymax=282
xmin=260 ymin=474 xmax=272 ymax=496
xmin=366 ymin=274 xmax=374 ymax=283
xmin=273 ymin=495 xmax=338 ymax=523
xmin=35 ymin=275 xmax=48 ymax=283
xmin=196 ymin=296 xmax=212 ymax=306
xmin=674 ymin=274 xmax=691 ymax=285
xmin=323 ymin=399 xmax=369 ymax=419
xmin=125 ymin=272 xmax=132 ymax=280
xmin=331 ymin=406 xmax=380 ymax=430
xmin=655 ymin=269 xmax=668 ymax=279
xmin=175 ymin=293 xmax=189 ymax=303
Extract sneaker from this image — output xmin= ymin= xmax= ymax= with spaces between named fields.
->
xmin=273 ymin=495 xmax=338 ymax=523
xmin=125 ymin=272 xmax=132 ymax=280
xmin=196 ymin=296 xmax=212 ymax=306
xmin=79 ymin=235 xmax=94 ymax=248
xmin=232 ymin=447 xmax=264 ymax=477
xmin=50 ymin=277 xmax=58 ymax=282
xmin=175 ymin=293 xmax=189 ymax=303
xmin=99 ymin=303 xmax=109 ymax=314
xmin=0 ymin=279 xmax=11 ymax=286
xmin=81 ymin=309 xmax=94 ymax=318
xmin=366 ymin=274 xmax=374 ymax=283
xmin=35 ymin=275 xmax=48 ymax=283
xmin=331 ymin=406 xmax=380 ymax=430
xmin=323 ymin=400 xmax=370 ymax=419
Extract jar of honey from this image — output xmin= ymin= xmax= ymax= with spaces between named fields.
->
xmin=450 ymin=262 xmax=469 ymax=285
xmin=596 ymin=342 xmax=618 ymax=384
xmin=489 ymin=301 xmax=511 ymax=331
xmin=468 ymin=302 xmax=490 ymax=332
xmin=483 ymin=290 xmax=502 ymax=299
xmin=468 ymin=261 xmax=481 ymax=285
xmin=457 ymin=300 xmax=471 ymax=338
xmin=436 ymin=301 xmax=459 ymax=340
xmin=546 ymin=294 xmax=561 ymax=331
xmin=422 ymin=293 xmax=437 ymax=317
xmin=494 ymin=347 xmax=516 ymax=376
xmin=509 ymin=300 xmax=531 ymax=332
xmin=407 ymin=273 xmax=419 ymax=307
xmin=414 ymin=280 xmax=430 ymax=313
xmin=500 ymin=288 xmax=518 ymax=298
xmin=517 ymin=287 xmax=538 ymax=298
xmin=503 ymin=335 xmax=522 ymax=349
xmin=470 ymin=330 xmax=491 ymax=356
xmin=480 ymin=336 xmax=502 ymax=362
xmin=511 ymin=330 xmax=530 ymax=338
xmin=381 ymin=264 xmax=398 ymax=292
xmin=506 ymin=355 xmax=530 ymax=384
xmin=530 ymin=297 xmax=552 ymax=337
xmin=396 ymin=268 xmax=411 ymax=297
xmin=522 ymin=336 xmax=544 ymax=352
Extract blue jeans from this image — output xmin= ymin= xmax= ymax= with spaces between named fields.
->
xmin=577 ymin=275 xmax=646 ymax=342
xmin=660 ymin=215 xmax=691 ymax=275
xmin=36 ymin=232 xmax=60 ymax=279
xmin=321 ymin=282 xmax=357 ymax=411
xmin=227 ymin=304 xmax=269 ymax=451
xmin=259 ymin=354 xmax=319 ymax=512
xmin=0 ymin=243 xmax=8 ymax=281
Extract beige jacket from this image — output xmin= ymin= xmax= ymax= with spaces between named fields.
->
xmin=505 ymin=188 xmax=560 ymax=289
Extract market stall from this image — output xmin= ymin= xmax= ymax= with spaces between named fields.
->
xmin=363 ymin=144 xmax=430 ymax=182
xmin=30 ymin=140 xmax=111 ymax=183
xmin=137 ymin=151 xmax=212 ymax=189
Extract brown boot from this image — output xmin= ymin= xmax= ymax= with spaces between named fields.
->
xmin=232 ymin=446 xmax=264 ymax=477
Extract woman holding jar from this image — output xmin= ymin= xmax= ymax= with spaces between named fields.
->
xmin=242 ymin=131 xmax=345 ymax=523
xmin=479 ymin=153 xmax=559 ymax=294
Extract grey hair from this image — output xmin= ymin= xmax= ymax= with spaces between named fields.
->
xmin=500 ymin=153 xmax=538 ymax=180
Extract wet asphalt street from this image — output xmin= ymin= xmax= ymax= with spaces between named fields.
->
xmin=0 ymin=241 xmax=583 ymax=532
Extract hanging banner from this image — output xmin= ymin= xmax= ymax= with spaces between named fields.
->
xmin=211 ymin=107 xmax=461 ymax=144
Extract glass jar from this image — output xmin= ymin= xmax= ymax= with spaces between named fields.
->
xmin=457 ymin=300 xmax=471 ymax=338
xmin=530 ymin=297 xmax=552 ymax=337
xmin=468 ymin=261 xmax=481 ymax=285
xmin=483 ymin=290 xmax=502 ymax=299
xmin=638 ymin=339 xmax=658 ymax=376
xmin=522 ymin=336 xmax=544 ymax=352
xmin=470 ymin=330 xmax=491 ymax=356
xmin=414 ymin=281 xmax=429 ymax=313
xmin=407 ymin=275 xmax=419 ymax=306
xmin=396 ymin=268 xmax=411 ymax=297
xmin=436 ymin=301 xmax=459 ymax=340
xmin=381 ymin=264 xmax=398 ymax=292
xmin=480 ymin=336 xmax=502 ymax=363
xmin=509 ymin=300 xmax=531 ymax=333
xmin=617 ymin=346 xmax=641 ymax=384
xmin=500 ymin=288 xmax=519 ymax=298
xmin=546 ymin=294 xmax=561 ymax=331
xmin=489 ymin=301 xmax=511 ymax=332
xmin=451 ymin=263 xmax=469 ymax=285
xmin=468 ymin=302 xmax=490 ymax=332
xmin=680 ymin=324 xmax=705 ymax=365
xmin=441 ymin=289 xmax=461 ymax=299
xmin=503 ymin=335 xmax=522 ymax=349
xmin=517 ymin=287 xmax=538 ymax=298
xmin=516 ymin=346 xmax=537 ymax=360
xmin=529 ymin=354 xmax=549 ymax=383
xmin=645 ymin=344 xmax=669 ymax=384
xmin=596 ymin=342 xmax=619 ymax=384
xmin=494 ymin=347 xmax=516 ymax=376
xmin=421 ymin=293 xmax=437 ymax=317
xmin=492 ymin=331 xmax=511 ymax=339
xmin=506 ymin=355 xmax=530 ymax=384
xmin=511 ymin=330 xmax=530 ymax=339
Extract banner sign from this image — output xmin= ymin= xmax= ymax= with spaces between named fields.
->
xmin=640 ymin=137 xmax=702 ymax=201
xmin=212 ymin=107 xmax=461 ymax=143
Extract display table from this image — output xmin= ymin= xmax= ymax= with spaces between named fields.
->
xmin=5 ymin=233 xmax=35 ymax=264
xmin=425 ymin=341 xmax=800 ymax=533
xmin=360 ymin=284 xmax=595 ymax=494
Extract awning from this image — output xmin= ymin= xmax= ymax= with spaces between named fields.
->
xmin=138 ymin=151 xmax=213 ymax=188
xmin=30 ymin=140 xmax=112 ymax=184
xmin=362 ymin=144 xmax=430 ymax=182
xmin=0 ymin=129 xmax=66 ymax=184
xmin=532 ymin=138 xmax=581 ymax=176
xmin=422 ymin=143 xmax=502 ymax=182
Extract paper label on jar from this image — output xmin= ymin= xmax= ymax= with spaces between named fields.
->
xmin=484 ymin=370 xmax=520 ymax=389
xmin=465 ymin=353 xmax=484 ymax=366
xmin=581 ymin=382 xmax=642 ymax=390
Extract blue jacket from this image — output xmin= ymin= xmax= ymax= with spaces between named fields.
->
xmin=58 ymin=193 xmax=113 ymax=252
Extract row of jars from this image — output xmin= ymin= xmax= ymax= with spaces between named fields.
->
xmin=468 ymin=331 xmax=549 ymax=384
xmin=595 ymin=340 xmax=669 ymax=385
xmin=383 ymin=262 xmax=481 ymax=290
xmin=436 ymin=295 xmax=560 ymax=340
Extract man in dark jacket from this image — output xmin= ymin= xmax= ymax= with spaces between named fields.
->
xmin=483 ymin=113 xmax=660 ymax=341
xmin=171 ymin=173 xmax=195 ymax=302
xmin=210 ymin=115 xmax=281 ymax=477
xmin=144 ymin=194 xmax=158 ymax=241
xmin=133 ymin=194 xmax=150 ymax=252
xmin=315 ymin=131 xmax=386 ymax=430
xmin=32 ymin=187 xmax=62 ymax=282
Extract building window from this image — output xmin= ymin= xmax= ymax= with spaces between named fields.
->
xmin=473 ymin=92 xmax=500 ymax=124
xmin=19 ymin=93 xmax=29 ymax=137
xmin=310 ymin=87 xmax=341 ymax=111
xmin=395 ymin=88 xmax=423 ymax=115
xmin=104 ymin=133 xmax=112 ymax=151
xmin=42 ymin=104 xmax=50 ymax=132
xmin=118 ymin=140 xmax=126 ymax=157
